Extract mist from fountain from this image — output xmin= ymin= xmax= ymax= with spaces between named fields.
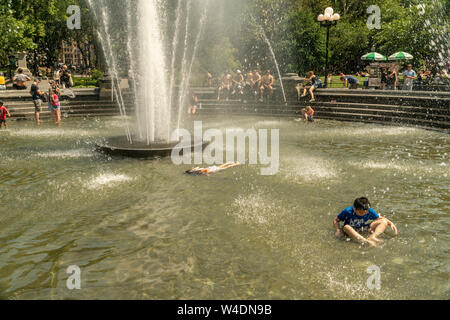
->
xmin=87 ymin=0 xmax=208 ymax=145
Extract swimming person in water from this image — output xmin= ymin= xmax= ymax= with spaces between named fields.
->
xmin=185 ymin=162 xmax=241 ymax=176
xmin=333 ymin=197 xmax=398 ymax=247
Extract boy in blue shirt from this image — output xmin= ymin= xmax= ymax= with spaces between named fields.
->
xmin=333 ymin=197 xmax=398 ymax=246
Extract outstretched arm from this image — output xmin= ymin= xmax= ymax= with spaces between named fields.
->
xmin=333 ymin=217 xmax=343 ymax=237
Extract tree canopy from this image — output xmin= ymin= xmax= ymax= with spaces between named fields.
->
xmin=1 ymin=0 xmax=448 ymax=78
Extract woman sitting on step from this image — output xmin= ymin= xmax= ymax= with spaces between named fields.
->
xmin=300 ymin=71 xmax=321 ymax=102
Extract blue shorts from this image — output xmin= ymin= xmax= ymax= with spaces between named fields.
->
xmin=307 ymin=115 xmax=314 ymax=122
xmin=49 ymin=105 xmax=60 ymax=111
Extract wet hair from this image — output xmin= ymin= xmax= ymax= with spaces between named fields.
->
xmin=0 ymin=101 xmax=3 ymax=106
xmin=354 ymin=197 xmax=371 ymax=211
xmin=17 ymin=68 xmax=23 ymax=74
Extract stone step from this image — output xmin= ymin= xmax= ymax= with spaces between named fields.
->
xmin=8 ymin=105 xmax=119 ymax=114
xmin=299 ymin=101 xmax=450 ymax=113
xmin=196 ymin=105 xmax=450 ymax=128
xmin=313 ymin=107 xmax=450 ymax=121
xmin=315 ymin=88 xmax=450 ymax=98
xmin=198 ymin=103 xmax=450 ymax=117
xmin=312 ymin=93 xmax=450 ymax=107
xmin=316 ymin=115 xmax=449 ymax=133
xmin=6 ymin=100 xmax=117 ymax=108
xmin=10 ymin=108 xmax=122 ymax=120
xmin=316 ymin=112 xmax=450 ymax=130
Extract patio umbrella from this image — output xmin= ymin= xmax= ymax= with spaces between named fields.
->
xmin=388 ymin=51 xmax=413 ymax=61
xmin=361 ymin=52 xmax=387 ymax=61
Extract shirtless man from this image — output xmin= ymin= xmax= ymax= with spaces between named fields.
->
xmin=232 ymin=70 xmax=245 ymax=96
xmin=251 ymin=69 xmax=261 ymax=90
xmin=217 ymin=72 xmax=233 ymax=101
xmin=13 ymin=68 xmax=31 ymax=90
xmin=260 ymin=70 xmax=274 ymax=102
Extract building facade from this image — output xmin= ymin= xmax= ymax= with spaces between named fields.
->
xmin=60 ymin=41 xmax=95 ymax=70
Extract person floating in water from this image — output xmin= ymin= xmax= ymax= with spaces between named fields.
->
xmin=333 ymin=197 xmax=398 ymax=247
xmin=185 ymin=162 xmax=240 ymax=176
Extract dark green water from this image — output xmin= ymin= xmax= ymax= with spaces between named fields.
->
xmin=0 ymin=116 xmax=448 ymax=299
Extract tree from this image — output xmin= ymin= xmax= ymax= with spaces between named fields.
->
xmin=372 ymin=0 xmax=449 ymax=69
xmin=0 ymin=0 xmax=37 ymax=67
xmin=288 ymin=8 xmax=326 ymax=75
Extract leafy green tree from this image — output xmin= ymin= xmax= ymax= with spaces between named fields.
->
xmin=199 ymin=37 xmax=241 ymax=76
xmin=372 ymin=0 xmax=449 ymax=69
xmin=0 ymin=0 xmax=37 ymax=67
xmin=328 ymin=19 xmax=370 ymax=73
xmin=287 ymin=8 xmax=326 ymax=75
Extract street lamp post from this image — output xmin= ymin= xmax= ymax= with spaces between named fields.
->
xmin=318 ymin=7 xmax=340 ymax=88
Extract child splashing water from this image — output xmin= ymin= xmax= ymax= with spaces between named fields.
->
xmin=333 ymin=197 xmax=398 ymax=247
xmin=0 ymin=101 xmax=11 ymax=130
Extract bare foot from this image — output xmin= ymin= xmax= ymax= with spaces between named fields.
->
xmin=366 ymin=239 xmax=379 ymax=247
xmin=368 ymin=236 xmax=384 ymax=244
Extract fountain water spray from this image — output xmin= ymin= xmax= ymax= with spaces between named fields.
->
xmin=260 ymin=30 xmax=288 ymax=105
xmin=88 ymin=0 xmax=209 ymax=145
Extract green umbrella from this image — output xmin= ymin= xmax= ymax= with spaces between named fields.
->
xmin=361 ymin=52 xmax=387 ymax=61
xmin=388 ymin=51 xmax=413 ymax=61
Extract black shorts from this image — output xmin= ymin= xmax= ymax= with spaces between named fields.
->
xmin=0 ymin=119 xmax=6 ymax=124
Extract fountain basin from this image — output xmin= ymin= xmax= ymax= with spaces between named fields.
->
xmin=96 ymin=136 xmax=210 ymax=158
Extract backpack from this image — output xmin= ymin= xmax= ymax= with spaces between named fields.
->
xmin=41 ymin=92 xmax=48 ymax=103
